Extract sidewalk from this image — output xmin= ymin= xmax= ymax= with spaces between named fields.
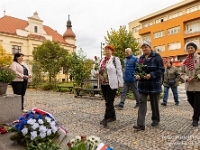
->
xmin=0 ymin=84 xmax=200 ymax=150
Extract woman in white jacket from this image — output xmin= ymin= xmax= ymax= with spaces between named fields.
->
xmin=99 ymin=45 xmax=123 ymax=127
xmin=10 ymin=53 xmax=32 ymax=112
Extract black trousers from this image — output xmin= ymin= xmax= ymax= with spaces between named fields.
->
xmin=186 ymin=91 xmax=200 ymax=122
xmin=101 ymin=85 xmax=117 ymax=119
xmin=11 ymin=81 xmax=28 ymax=110
xmin=93 ymin=86 xmax=98 ymax=95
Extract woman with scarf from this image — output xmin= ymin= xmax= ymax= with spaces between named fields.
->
xmin=180 ymin=42 xmax=200 ymax=127
xmin=99 ymin=45 xmax=123 ymax=127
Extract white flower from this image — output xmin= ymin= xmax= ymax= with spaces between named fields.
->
xmin=31 ymin=123 xmax=39 ymax=130
xmin=39 ymin=132 xmax=46 ymax=138
xmin=46 ymin=129 xmax=52 ymax=136
xmin=51 ymin=126 xmax=58 ymax=133
xmin=27 ymin=118 xmax=36 ymax=125
xmin=45 ymin=116 xmax=52 ymax=123
xmin=21 ymin=128 xmax=28 ymax=136
xmin=39 ymin=125 xmax=47 ymax=133
xmin=30 ymin=131 xmax=37 ymax=140
xmin=50 ymin=121 xmax=56 ymax=127
xmin=198 ymin=74 xmax=200 ymax=79
xmin=38 ymin=119 xmax=44 ymax=124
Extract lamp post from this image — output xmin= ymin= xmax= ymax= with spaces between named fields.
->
xmin=100 ymin=42 xmax=105 ymax=59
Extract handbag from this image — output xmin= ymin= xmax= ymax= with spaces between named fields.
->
xmin=166 ymin=68 xmax=175 ymax=86
xmin=168 ymin=79 xmax=175 ymax=86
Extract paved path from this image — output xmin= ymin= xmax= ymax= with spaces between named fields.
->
xmin=0 ymin=84 xmax=200 ymax=150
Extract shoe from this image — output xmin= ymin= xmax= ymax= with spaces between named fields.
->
xmin=175 ymin=102 xmax=179 ymax=106
xmin=107 ymin=117 xmax=116 ymax=122
xmin=100 ymin=119 xmax=107 ymax=127
xmin=133 ymin=125 xmax=145 ymax=131
xmin=22 ymin=109 xmax=28 ymax=113
xmin=151 ymin=122 xmax=159 ymax=126
xmin=192 ymin=121 xmax=198 ymax=127
xmin=161 ymin=102 xmax=167 ymax=106
xmin=134 ymin=104 xmax=139 ymax=108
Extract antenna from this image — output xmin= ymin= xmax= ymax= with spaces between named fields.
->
xmin=3 ymin=3 xmax=6 ymax=16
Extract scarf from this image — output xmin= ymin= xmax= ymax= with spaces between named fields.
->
xmin=100 ymin=57 xmax=110 ymax=70
xmin=183 ymin=54 xmax=194 ymax=71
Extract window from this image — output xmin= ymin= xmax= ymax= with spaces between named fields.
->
xmin=168 ymin=42 xmax=181 ymax=50
xmin=186 ymin=6 xmax=198 ymax=14
xmin=169 ymin=11 xmax=182 ymax=20
xmin=168 ymin=26 xmax=180 ymax=35
xmin=142 ymin=22 xmax=153 ymax=28
xmin=132 ymin=26 xmax=140 ymax=33
xmin=34 ymin=26 xmax=38 ymax=33
xmin=154 ymin=45 xmax=165 ymax=52
xmin=154 ymin=30 xmax=164 ymax=39
xmin=185 ymin=23 xmax=199 ymax=34
xmin=12 ymin=45 xmax=21 ymax=54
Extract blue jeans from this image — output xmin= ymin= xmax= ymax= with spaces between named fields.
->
xmin=120 ymin=82 xmax=139 ymax=106
xmin=162 ymin=86 xmax=179 ymax=104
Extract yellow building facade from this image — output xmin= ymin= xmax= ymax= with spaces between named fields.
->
xmin=0 ymin=12 xmax=76 ymax=81
xmin=129 ymin=0 xmax=200 ymax=65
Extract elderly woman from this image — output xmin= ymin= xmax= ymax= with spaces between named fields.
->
xmin=10 ymin=52 xmax=32 ymax=112
xmin=134 ymin=41 xmax=165 ymax=131
xmin=180 ymin=42 xmax=200 ymax=127
xmin=99 ymin=45 xmax=123 ymax=127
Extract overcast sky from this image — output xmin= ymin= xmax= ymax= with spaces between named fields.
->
xmin=1 ymin=0 xmax=183 ymax=59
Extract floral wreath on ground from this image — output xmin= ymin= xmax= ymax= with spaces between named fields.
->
xmin=0 ymin=108 xmax=67 ymax=150
xmin=67 ymin=135 xmax=113 ymax=150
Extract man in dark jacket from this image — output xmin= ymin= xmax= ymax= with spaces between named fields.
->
xmin=133 ymin=41 xmax=165 ymax=131
xmin=116 ymin=48 xmax=139 ymax=109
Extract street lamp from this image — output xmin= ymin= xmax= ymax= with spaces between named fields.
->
xmin=100 ymin=42 xmax=105 ymax=59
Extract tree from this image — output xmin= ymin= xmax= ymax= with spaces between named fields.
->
xmin=0 ymin=44 xmax=12 ymax=66
xmin=69 ymin=49 xmax=93 ymax=85
xmin=104 ymin=25 xmax=139 ymax=66
xmin=32 ymin=40 xmax=69 ymax=83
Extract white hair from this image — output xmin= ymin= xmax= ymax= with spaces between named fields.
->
xmin=125 ymin=48 xmax=132 ymax=52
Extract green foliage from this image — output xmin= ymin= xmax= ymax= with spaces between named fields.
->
xmin=69 ymin=49 xmax=93 ymax=85
xmin=0 ymin=44 xmax=12 ymax=66
xmin=135 ymin=63 xmax=147 ymax=78
xmin=41 ymin=83 xmax=56 ymax=90
xmin=104 ymin=26 xmax=139 ymax=66
xmin=0 ymin=66 xmax=16 ymax=83
xmin=32 ymin=40 xmax=69 ymax=83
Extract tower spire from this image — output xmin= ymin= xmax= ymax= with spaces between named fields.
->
xmin=67 ymin=14 xmax=72 ymax=28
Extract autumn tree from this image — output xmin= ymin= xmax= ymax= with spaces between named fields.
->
xmin=0 ymin=44 xmax=12 ymax=66
xmin=32 ymin=40 xmax=69 ymax=83
xmin=104 ymin=25 xmax=139 ymax=66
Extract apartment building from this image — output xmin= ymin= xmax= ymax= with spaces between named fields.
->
xmin=129 ymin=0 xmax=200 ymax=65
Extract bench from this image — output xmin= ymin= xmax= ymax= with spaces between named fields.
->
xmin=57 ymin=85 xmax=74 ymax=92
xmin=74 ymin=79 xmax=101 ymax=98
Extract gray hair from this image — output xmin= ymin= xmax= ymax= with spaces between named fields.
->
xmin=125 ymin=48 xmax=132 ymax=52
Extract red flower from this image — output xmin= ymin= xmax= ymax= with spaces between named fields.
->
xmin=94 ymin=56 xmax=97 ymax=60
xmin=81 ymin=136 xmax=86 ymax=141
xmin=67 ymin=142 xmax=71 ymax=147
xmin=0 ymin=127 xmax=7 ymax=134
xmin=139 ymin=59 xmax=144 ymax=64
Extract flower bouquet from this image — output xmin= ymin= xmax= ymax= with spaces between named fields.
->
xmin=94 ymin=56 xmax=101 ymax=69
xmin=67 ymin=135 xmax=113 ymax=150
xmin=194 ymin=66 xmax=200 ymax=81
xmin=8 ymin=108 xmax=67 ymax=150
xmin=134 ymin=63 xmax=147 ymax=78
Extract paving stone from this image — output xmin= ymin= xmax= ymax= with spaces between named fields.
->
xmin=0 ymin=84 xmax=200 ymax=150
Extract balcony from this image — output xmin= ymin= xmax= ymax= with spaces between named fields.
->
xmin=184 ymin=28 xmax=200 ymax=35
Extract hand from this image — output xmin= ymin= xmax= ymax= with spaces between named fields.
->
xmin=23 ymin=75 xmax=29 ymax=80
xmin=187 ymin=77 xmax=194 ymax=82
xmin=144 ymin=74 xmax=151 ymax=80
xmin=136 ymin=75 xmax=141 ymax=80
xmin=29 ymin=75 xmax=32 ymax=78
